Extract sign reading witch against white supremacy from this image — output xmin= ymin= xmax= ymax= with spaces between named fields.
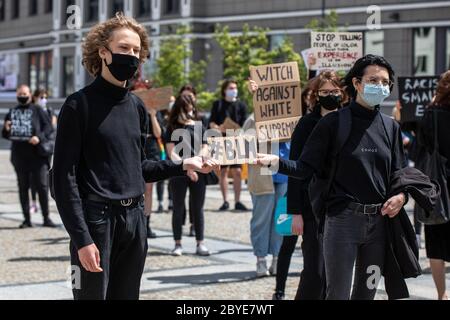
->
xmin=311 ymin=32 xmax=363 ymax=71
xmin=207 ymin=135 xmax=258 ymax=166
xmin=249 ymin=61 xmax=302 ymax=142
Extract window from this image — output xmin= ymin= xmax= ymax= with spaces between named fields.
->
xmin=164 ymin=0 xmax=179 ymax=15
xmin=364 ymin=31 xmax=384 ymax=57
xmin=45 ymin=0 xmax=52 ymax=13
xmin=112 ymin=0 xmax=124 ymax=16
xmin=413 ymin=27 xmax=436 ymax=76
xmin=29 ymin=52 xmax=53 ymax=96
xmin=0 ymin=0 xmax=5 ymax=21
xmin=11 ymin=0 xmax=20 ymax=19
xmin=270 ymin=35 xmax=285 ymax=51
xmin=29 ymin=0 xmax=38 ymax=16
xmin=137 ymin=0 xmax=151 ymax=17
xmin=63 ymin=56 xmax=74 ymax=97
xmin=87 ymin=0 xmax=99 ymax=22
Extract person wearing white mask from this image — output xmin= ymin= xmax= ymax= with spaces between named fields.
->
xmin=33 ymin=89 xmax=57 ymax=128
xmin=209 ymin=79 xmax=248 ymax=212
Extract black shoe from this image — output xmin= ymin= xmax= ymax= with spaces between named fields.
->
xmin=219 ymin=201 xmax=230 ymax=211
xmin=43 ymin=218 xmax=56 ymax=228
xmin=188 ymin=225 xmax=195 ymax=237
xmin=19 ymin=220 xmax=33 ymax=229
xmin=235 ymin=202 xmax=248 ymax=211
xmin=147 ymin=227 xmax=157 ymax=239
xmin=272 ymin=291 xmax=285 ymax=300
xmin=157 ymin=204 xmax=164 ymax=213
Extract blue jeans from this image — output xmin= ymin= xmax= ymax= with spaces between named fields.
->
xmin=250 ymin=183 xmax=287 ymax=257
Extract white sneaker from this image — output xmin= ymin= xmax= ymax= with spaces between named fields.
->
xmin=269 ymin=257 xmax=278 ymax=276
xmin=172 ymin=245 xmax=183 ymax=256
xmin=196 ymin=243 xmax=210 ymax=256
xmin=256 ymin=258 xmax=269 ymax=277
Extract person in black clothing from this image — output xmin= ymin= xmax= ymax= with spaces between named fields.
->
xmin=143 ymin=106 xmax=165 ymax=239
xmin=419 ymin=70 xmax=450 ymax=300
xmin=257 ymin=55 xmax=408 ymax=300
xmin=52 ymin=14 xmax=218 ymax=300
xmin=28 ymin=88 xmax=56 ymax=215
xmin=209 ymin=79 xmax=248 ymax=211
xmin=2 ymin=85 xmax=56 ymax=228
xmin=166 ymin=95 xmax=211 ymax=257
xmin=271 ymin=71 xmax=347 ymax=300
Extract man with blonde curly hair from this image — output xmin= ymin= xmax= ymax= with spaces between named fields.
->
xmin=52 ymin=13 xmax=218 ymax=300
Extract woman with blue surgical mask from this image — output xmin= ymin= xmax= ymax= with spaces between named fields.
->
xmin=256 ymin=55 xmax=410 ymax=300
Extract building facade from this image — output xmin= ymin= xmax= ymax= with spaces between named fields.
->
xmin=0 ymin=0 xmax=449 ymax=110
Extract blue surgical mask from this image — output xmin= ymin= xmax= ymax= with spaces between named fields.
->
xmin=360 ymin=83 xmax=390 ymax=107
xmin=225 ymin=89 xmax=238 ymax=101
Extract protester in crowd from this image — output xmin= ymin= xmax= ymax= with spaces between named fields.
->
xmin=27 ymin=89 xmax=57 ymax=216
xmin=52 ymin=13 xmax=218 ymax=300
xmin=209 ymin=79 xmax=248 ymax=212
xmin=243 ymin=84 xmax=290 ymax=276
xmin=257 ymin=55 xmax=408 ymax=300
xmin=166 ymin=94 xmax=211 ymax=257
xmin=268 ymin=71 xmax=347 ymax=300
xmin=418 ymin=69 xmax=450 ymax=300
xmin=143 ymin=105 xmax=165 ymax=238
xmin=2 ymin=85 xmax=56 ymax=228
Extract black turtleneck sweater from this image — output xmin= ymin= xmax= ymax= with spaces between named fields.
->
xmin=279 ymin=101 xmax=406 ymax=216
xmin=53 ymin=76 xmax=185 ymax=249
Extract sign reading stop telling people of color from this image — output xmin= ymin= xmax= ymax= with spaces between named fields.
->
xmin=311 ymin=32 xmax=363 ymax=71
xmin=398 ymin=76 xmax=439 ymax=123
xmin=249 ymin=61 xmax=302 ymax=142
xmin=207 ymin=135 xmax=258 ymax=166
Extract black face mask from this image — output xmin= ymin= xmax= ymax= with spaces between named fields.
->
xmin=104 ymin=47 xmax=140 ymax=82
xmin=318 ymin=95 xmax=342 ymax=111
xmin=17 ymin=96 xmax=30 ymax=105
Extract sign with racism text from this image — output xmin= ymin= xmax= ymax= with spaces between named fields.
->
xmin=133 ymin=86 xmax=174 ymax=111
xmin=207 ymin=135 xmax=258 ymax=166
xmin=311 ymin=32 xmax=363 ymax=71
xmin=249 ymin=61 xmax=302 ymax=142
xmin=398 ymin=76 xmax=439 ymax=123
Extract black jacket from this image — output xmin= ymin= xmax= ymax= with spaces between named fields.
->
xmin=383 ymin=167 xmax=439 ymax=299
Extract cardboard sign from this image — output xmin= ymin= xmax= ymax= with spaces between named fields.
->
xmin=255 ymin=117 xmax=300 ymax=142
xmin=133 ymin=86 xmax=173 ymax=111
xmin=9 ymin=108 xmax=34 ymax=141
xmin=311 ymin=32 xmax=363 ymax=71
xmin=222 ymin=117 xmax=241 ymax=130
xmin=398 ymin=76 xmax=439 ymax=123
xmin=249 ymin=62 xmax=302 ymax=142
xmin=207 ymin=135 xmax=258 ymax=165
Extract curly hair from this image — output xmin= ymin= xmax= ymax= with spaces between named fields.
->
xmin=343 ymin=54 xmax=395 ymax=98
xmin=82 ymin=12 xmax=150 ymax=77
xmin=309 ymin=70 xmax=348 ymax=109
xmin=433 ymin=70 xmax=450 ymax=108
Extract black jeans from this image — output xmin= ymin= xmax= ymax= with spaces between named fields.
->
xmin=275 ymin=219 xmax=326 ymax=300
xmin=70 ymin=198 xmax=148 ymax=300
xmin=15 ymin=163 xmax=49 ymax=221
xmin=323 ymin=207 xmax=386 ymax=300
xmin=156 ymin=180 xmax=164 ymax=202
xmin=171 ymin=176 xmax=206 ymax=241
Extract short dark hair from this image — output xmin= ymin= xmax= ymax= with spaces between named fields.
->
xmin=343 ymin=54 xmax=395 ymax=98
xmin=221 ymin=79 xmax=237 ymax=98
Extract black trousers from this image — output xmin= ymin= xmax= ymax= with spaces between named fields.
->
xmin=14 ymin=163 xmax=49 ymax=221
xmin=275 ymin=219 xmax=326 ymax=300
xmin=70 ymin=198 xmax=148 ymax=300
xmin=171 ymin=176 xmax=206 ymax=241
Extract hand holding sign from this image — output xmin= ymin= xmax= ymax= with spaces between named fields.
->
xmin=249 ymin=61 xmax=302 ymax=142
